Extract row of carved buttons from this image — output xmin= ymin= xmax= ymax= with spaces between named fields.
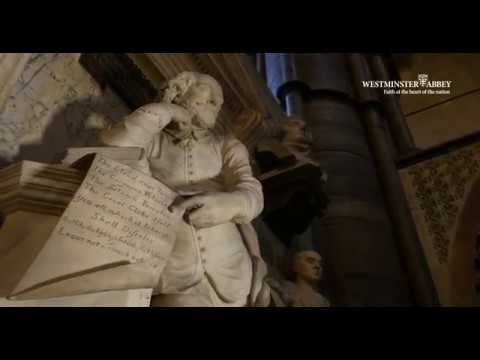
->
xmin=187 ymin=152 xmax=194 ymax=176
xmin=198 ymin=235 xmax=207 ymax=264
xmin=187 ymin=148 xmax=193 ymax=179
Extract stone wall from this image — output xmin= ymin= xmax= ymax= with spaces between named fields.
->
xmin=399 ymin=140 xmax=480 ymax=305
xmin=396 ymin=54 xmax=480 ymax=305
xmin=0 ymin=53 xmax=129 ymax=166
xmin=397 ymin=53 xmax=480 ymax=149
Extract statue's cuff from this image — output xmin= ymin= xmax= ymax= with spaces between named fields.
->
xmin=229 ymin=190 xmax=252 ymax=224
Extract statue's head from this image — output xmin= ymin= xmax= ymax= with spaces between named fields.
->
xmin=162 ymin=71 xmax=224 ymax=130
xmin=292 ymin=250 xmax=323 ymax=285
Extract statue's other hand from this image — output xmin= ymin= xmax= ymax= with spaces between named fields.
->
xmin=169 ymin=192 xmax=242 ymax=229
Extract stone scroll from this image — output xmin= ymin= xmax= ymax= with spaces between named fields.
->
xmin=9 ymin=155 xmax=179 ymax=300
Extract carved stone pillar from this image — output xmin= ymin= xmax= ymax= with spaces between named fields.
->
xmin=367 ymin=54 xmax=417 ymax=157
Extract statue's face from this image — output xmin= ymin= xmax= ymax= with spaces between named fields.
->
xmin=176 ymin=80 xmax=222 ymax=130
xmin=293 ymin=251 xmax=323 ymax=284
xmin=162 ymin=72 xmax=223 ymax=136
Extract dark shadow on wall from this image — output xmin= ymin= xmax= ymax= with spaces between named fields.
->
xmin=0 ymin=158 xmax=9 ymax=169
xmin=11 ymin=98 xmax=125 ymax=166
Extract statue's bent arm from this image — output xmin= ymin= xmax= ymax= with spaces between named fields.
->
xmin=221 ymin=136 xmax=264 ymax=224
xmin=100 ymin=102 xmax=179 ymax=149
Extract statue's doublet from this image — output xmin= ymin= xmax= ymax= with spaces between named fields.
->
xmin=147 ymin=131 xmax=263 ymax=305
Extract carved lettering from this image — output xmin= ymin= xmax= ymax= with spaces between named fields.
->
xmin=11 ymin=155 xmax=179 ymax=297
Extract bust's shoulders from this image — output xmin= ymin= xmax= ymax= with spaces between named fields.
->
xmin=315 ymin=293 xmax=331 ymax=307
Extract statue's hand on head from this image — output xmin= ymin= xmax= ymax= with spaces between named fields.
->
xmin=127 ymin=102 xmax=194 ymax=135
xmin=169 ymin=192 xmax=245 ymax=229
xmin=102 ymin=71 xmax=223 ymax=148
xmin=164 ymin=103 xmax=195 ymax=128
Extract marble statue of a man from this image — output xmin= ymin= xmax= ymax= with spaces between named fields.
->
xmin=100 ymin=72 xmax=270 ymax=307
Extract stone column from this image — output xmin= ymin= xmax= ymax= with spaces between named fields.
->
xmin=255 ymin=53 xmax=267 ymax=81
xmin=348 ymin=53 xmax=439 ymax=306
xmin=367 ymin=54 xmax=417 ymax=156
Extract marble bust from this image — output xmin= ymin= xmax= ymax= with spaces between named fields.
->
xmin=269 ymin=249 xmax=330 ymax=307
xmin=289 ymin=250 xmax=330 ymax=307
xmin=100 ymin=71 xmax=270 ymax=307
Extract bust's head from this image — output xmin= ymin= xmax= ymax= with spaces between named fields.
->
xmin=292 ymin=250 xmax=323 ymax=285
xmin=162 ymin=71 xmax=224 ymax=130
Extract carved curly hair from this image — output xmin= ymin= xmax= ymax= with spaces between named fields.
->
xmin=157 ymin=71 xmax=224 ymax=107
